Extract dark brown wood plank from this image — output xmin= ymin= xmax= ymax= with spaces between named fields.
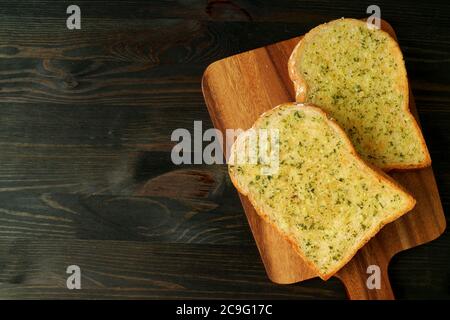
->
xmin=0 ymin=240 xmax=346 ymax=299
xmin=0 ymin=166 xmax=257 ymax=245
xmin=1 ymin=0 xmax=449 ymax=26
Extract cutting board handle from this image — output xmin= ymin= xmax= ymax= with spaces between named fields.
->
xmin=336 ymin=253 xmax=395 ymax=300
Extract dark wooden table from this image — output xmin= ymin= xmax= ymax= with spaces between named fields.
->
xmin=0 ymin=0 xmax=448 ymax=299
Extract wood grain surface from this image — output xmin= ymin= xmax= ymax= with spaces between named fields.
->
xmin=0 ymin=0 xmax=449 ymax=299
xmin=202 ymin=20 xmax=446 ymax=299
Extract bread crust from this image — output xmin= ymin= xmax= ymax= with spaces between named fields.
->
xmin=288 ymin=18 xmax=431 ymax=171
xmin=228 ymin=103 xmax=416 ymax=280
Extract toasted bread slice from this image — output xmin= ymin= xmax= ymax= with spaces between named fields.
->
xmin=228 ymin=103 xmax=416 ymax=280
xmin=288 ymin=18 xmax=431 ymax=170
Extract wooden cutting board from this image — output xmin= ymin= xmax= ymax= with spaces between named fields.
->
xmin=201 ymin=20 xmax=446 ymax=300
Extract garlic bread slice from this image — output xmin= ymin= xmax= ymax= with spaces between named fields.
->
xmin=289 ymin=18 xmax=430 ymax=170
xmin=228 ymin=103 xmax=416 ymax=280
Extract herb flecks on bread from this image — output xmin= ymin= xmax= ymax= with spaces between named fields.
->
xmin=289 ymin=18 xmax=431 ymax=170
xmin=228 ymin=103 xmax=416 ymax=280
